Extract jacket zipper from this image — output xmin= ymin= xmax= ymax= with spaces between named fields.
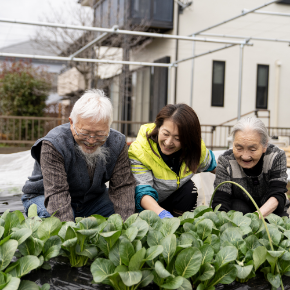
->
xmin=176 ymin=175 xmax=180 ymax=189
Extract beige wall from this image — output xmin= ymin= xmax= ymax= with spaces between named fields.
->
xmin=130 ymin=1 xmax=290 ymax=128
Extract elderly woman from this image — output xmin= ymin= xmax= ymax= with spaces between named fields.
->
xmin=128 ymin=104 xmax=216 ymax=219
xmin=212 ymin=117 xmax=288 ymax=217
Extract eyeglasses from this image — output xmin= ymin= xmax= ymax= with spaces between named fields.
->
xmin=73 ymin=124 xmax=110 ymax=141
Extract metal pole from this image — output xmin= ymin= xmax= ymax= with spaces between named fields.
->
xmin=250 ymin=10 xmax=290 ymax=17
xmin=237 ymin=44 xmax=245 ymax=120
xmin=191 ymin=0 xmax=278 ymax=35
xmin=174 ymin=43 xmax=238 ymax=65
xmin=69 ymin=31 xmax=109 ymax=59
xmin=167 ymin=66 xmax=172 ymax=104
xmin=199 ymin=33 xmax=290 ymax=44
xmin=0 ymin=18 xmax=252 ymax=45
xmin=190 ymin=37 xmax=195 ymax=107
xmin=0 ymin=52 xmax=173 ymax=67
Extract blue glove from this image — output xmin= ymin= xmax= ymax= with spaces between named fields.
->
xmin=158 ymin=210 xmax=174 ymax=219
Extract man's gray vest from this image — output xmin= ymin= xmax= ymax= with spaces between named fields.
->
xmin=22 ymin=123 xmax=126 ymax=204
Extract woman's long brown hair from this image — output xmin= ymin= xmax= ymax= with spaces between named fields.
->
xmin=147 ymin=104 xmax=201 ymax=173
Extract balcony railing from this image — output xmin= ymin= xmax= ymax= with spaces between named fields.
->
xmin=1 ymin=116 xmax=290 ymax=150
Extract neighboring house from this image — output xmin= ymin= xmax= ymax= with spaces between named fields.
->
xmin=0 ymin=40 xmax=67 ymax=105
xmin=79 ymin=0 xmax=290 ymax=129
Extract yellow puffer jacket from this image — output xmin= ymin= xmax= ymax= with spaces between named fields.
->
xmin=128 ymin=123 xmax=216 ymax=211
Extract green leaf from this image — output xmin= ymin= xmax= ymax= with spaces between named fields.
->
xmin=161 ymin=234 xmax=176 ymax=265
xmin=194 ymin=206 xmax=213 ymax=218
xmin=0 ymin=240 xmax=18 ymax=271
xmin=210 ymin=234 xmax=220 ymax=254
xmin=261 ymin=224 xmax=281 ymax=246
xmin=37 ymin=217 xmax=61 ymax=241
xmin=279 ymin=259 xmax=290 ymax=275
xmin=20 ymin=217 xmax=42 ymax=235
xmin=200 ymin=244 xmax=214 ymax=265
xmin=253 ymin=246 xmax=267 ymax=271
xmin=175 ymin=247 xmax=202 ymax=278
xmin=133 ymin=240 xmax=142 ymax=252
xmin=119 ymin=238 xmax=135 ymax=266
xmin=62 ymin=237 xmax=77 ymax=249
xmin=124 ymin=227 xmax=138 ymax=242
xmin=234 ymin=265 xmax=253 ymax=280
xmin=18 ymin=236 xmax=44 ymax=257
xmin=214 ymin=204 xmax=221 ymax=213
xmin=267 ymin=273 xmax=281 ymax=288
xmin=6 ymin=256 xmax=40 ymax=278
xmin=215 ymin=246 xmax=238 ymax=269
xmin=76 ymin=246 xmax=98 ymax=260
xmin=245 ymin=235 xmax=261 ymax=250
xmin=266 ymin=214 xmax=284 ymax=226
xmin=43 ymin=245 xmax=60 ymax=261
xmin=91 ymin=258 xmax=115 ymax=283
xmin=91 ymin=214 xmax=107 ymax=226
xmin=138 ymin=270 xmax=154 ymax=288
xmin=0 ymin=227 xmax=4 ymax=240
xmin=2 ymin=276 xmax=20 ymax=290
xmin=107 ymin=214 xmax=123 ymax=231
xmin=79 ymin=216 xmax=98 ymax=230
xmin=155 ymin=261 xmax=172 ymax=278
xmin=147 ymin=229 xmax=163 ymax=247
xmin=10 ymin=228 xmax=32 ymax=246
xmin=162 ymin=276 xmax=183 ymax=289
xmin=18 ymin=280 xmax=40 ymax=290
xmin=208 ymin=264 xmax=237 ymax=286
xmin=124 ymin=213 xmax=138 ymax=230
xmin=231 ymin=212 xmax=251 ymax=227
xmin=177 ymin=277 xmax=192 ymax=290
xmin=102 ymin=230 xmax=121 ymax=249
xmin=198 ymin=262 xmax=215 ymax=281
xmin=109 ymin=240 xmax=121 ymax=266
xmin=4 ymin=213 xmax=19 ymax=237
xmin=43 ymin=236 xmax=61 ymax=253
xmin=145 ymin=245 xmax=164 ymax=261
xmin=220 ymin=227 xmax=243 ymax=245
xmin=131 ymin=218 xmax=149 ymax=240
xmin=197 ymin=219 xmax=213 ymax=240
xmin=119 ymin=271 xmax=142 ymax=287
xmin=139 ymin=210 xmax=162 ymax=230
xmin=160 ymin=218 xmax=180 ymax=237
xmin=27 ymin=204 xmax=38 ymax=218
xmin=129 ymin=248 xmax=146 ymax=271
xmin=58 ymin=222 xmax=76 ymax=241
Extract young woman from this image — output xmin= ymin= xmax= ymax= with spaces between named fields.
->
xmin=128 ymin=104 xmax=216 ymax=219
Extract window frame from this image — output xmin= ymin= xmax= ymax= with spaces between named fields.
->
xmin=256 ymin=64 xmax=269 ymax=110
xmin=211 ymin=60 xmax=226 ymax=107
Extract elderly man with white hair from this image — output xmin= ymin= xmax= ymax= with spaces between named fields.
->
xmin=212 ymin=117 xmax=289 ymax=217
xmin=21 ymin=89 xmax=135 ymax=221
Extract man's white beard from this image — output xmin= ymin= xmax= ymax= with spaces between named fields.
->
xmin=75 ymin=144 xmax=109 ymax=168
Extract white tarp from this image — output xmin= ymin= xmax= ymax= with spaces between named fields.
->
xmin=0 ymin=150 xmax=289 ymax=206
xmin=0 ymin=150 xmax=34 ymax=196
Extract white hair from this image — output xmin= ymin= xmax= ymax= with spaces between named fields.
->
xmin=70 ymin=89 xmax=113 ymax=126
xmin=231 ymin=117 xmax=269 ymax=147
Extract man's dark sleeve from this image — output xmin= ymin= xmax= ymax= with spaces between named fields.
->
xmin=40 ymin=141 xmax=74 ymax=222
xmin=109 ymin=144 xmax=136 ymax=221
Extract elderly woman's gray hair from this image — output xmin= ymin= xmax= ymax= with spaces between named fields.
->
xmin=70 ymin=89 xmax=113 ymax=125
xmin=231 ymin=117 xmax=269 ymax=147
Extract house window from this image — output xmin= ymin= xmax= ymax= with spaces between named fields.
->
xmin=211 ymin=61 xmax=225 ymax=107
xmin=256 ymin=65 xmax=269 ymax=109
